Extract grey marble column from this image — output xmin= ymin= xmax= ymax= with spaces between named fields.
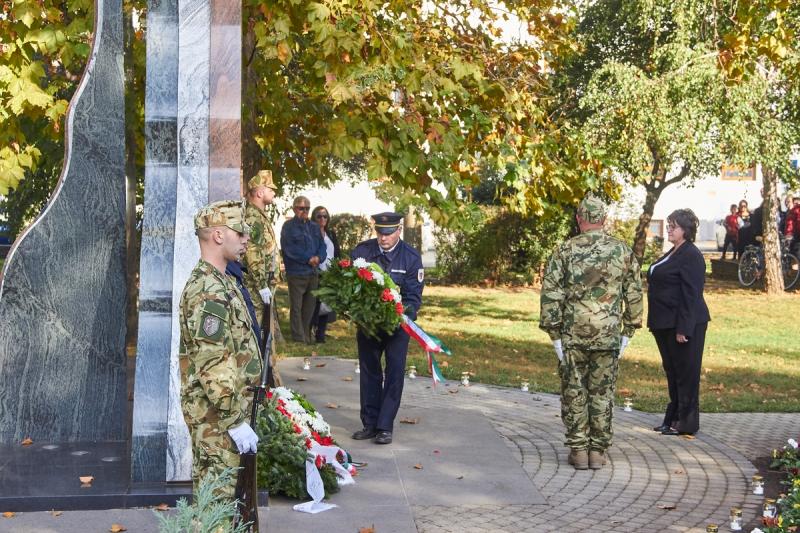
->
xmin=0 ymin=0 xmax=127 ymax=443
xmin=130 ymin=0 xmax=179 ymax=483
xmin=131 ymin=0 xmax=244 ymax=482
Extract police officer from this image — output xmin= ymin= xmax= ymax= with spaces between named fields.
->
xmin=350 ymin=212 xmax=424 ymax=445
xmin=539 ymin=195 xmax=643 ymax=470
xmin=179 ymin=200 xmax=263 ymax=497
xmin=242 ymin=169 xmax=281 ymax=385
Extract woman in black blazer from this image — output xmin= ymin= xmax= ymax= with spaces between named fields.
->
xmin=647 ymin=209 xmax=710 ymax=435
xmin=311 ymin=206 xmax=340 ymax=343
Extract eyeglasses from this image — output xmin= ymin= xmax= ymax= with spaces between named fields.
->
xmin=667 ymin=224 xmax=680 ymax=231
xmin=315 ymin=214 xmax=329 ymax=219
xmin=294 ymin=206 xmax=310 ymax=211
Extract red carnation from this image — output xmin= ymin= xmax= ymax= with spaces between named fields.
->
xmin=381 ymin=288 xmax=393 ymax=302
xmin=357 ymin=268 xmax=373 ymax=281
xmin=266 ymin=391 xmax=273 ymax=399
xmin=305 ymin=438 xmax=312 ymax=449
xmin=293 ymin=423 xmax=302 ymax=434
xmin=395 ymin=302 xmax=404 ymax=314
xmin=315 ymin=455 xmax=326 ymax=468
xmin=338 ymin=258 xmax=351 ymax=268
xmin=321 ymin=436 xmax=334 ymax=446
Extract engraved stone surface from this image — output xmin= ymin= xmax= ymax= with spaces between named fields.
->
xmin=0 ymin=0 xmax=126 ymax=443
xmin=130 ymin=0 xmax=179 ymax=483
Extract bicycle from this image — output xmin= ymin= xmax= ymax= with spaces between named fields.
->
xmin=737 ymin=238 xmax=800 ymax=290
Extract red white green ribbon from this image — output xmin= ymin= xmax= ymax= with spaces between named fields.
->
xmin=400 ymin=315 xmax=450 ymax=385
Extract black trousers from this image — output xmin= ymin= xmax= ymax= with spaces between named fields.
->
xmin=721 ymin=234 xmax=737 ymax=259
xmin=652 ymin=323 xmax=708 ymax=434
xmin=356 ymin=328 xmax=410 ymax=432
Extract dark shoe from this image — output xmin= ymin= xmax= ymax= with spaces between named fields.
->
xmin=661 ymin=427 xmax=680 ymax=435
xmin=374 ymin=431 xmax=393 ymax=445
xmin=653 ymin=424 xmax=670 ymax=432
xmin=351 ymin=427 xmax=377 ymax=440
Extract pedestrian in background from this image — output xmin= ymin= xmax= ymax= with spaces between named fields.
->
xmin=785 ymin=195 xmax=800 ymax=257
xmin=310 ymin=205 xmax=340 ymax=343
xmin=721 ymin=204 xmax=739 ymax=261
xmin=539 ymin=194 xmax=643 ymax=470
xmin=280 ymin=196 xmax=326 ymax=344
xmin=179 ymin=200 xmax=262 ymax=498
xmin=647 ymin=209 xmax=710 ymax=436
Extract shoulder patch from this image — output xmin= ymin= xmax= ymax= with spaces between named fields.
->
xmin=197 ymin=299 xmax=228 ymax=342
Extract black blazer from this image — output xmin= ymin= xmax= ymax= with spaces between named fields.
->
xmin=646 ymin=241 xmax=710 ymax=335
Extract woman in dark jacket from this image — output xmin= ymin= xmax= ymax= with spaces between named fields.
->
xmin=647 ymin=209 xmax=710 ymax=435
xmin=311 ymin=206 xmax=340 ymax=343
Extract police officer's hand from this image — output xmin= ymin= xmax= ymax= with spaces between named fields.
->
xmin=676 ymin=333 xmax=688 ymax=344
xmin=552 ymin=339 xmax=564 ymax=362
xmin=228 ymin=422 xmax=259 ymax=453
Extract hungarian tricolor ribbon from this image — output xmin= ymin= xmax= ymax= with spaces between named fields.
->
xmin=400 ymin=314 xmax=451 ymax=386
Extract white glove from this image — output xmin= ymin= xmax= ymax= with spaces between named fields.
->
xmin=258 ymin=287 xmax=272 ymax=305
xmin=228 ymin=422 xmax=259 ymax=453
xmin=552 ymin=339 xmax=564 ymax=362
xmin=618 ymin=336 xmax=630 ymax=359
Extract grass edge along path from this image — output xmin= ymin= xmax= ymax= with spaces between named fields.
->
xmin=276 ymin=280 xmax=799 ymax=414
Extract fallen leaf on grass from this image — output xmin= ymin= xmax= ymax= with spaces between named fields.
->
xmin=21 ymin=437 xmax=33 ymax=446
xmin=399 ymin=417 xmax=419 ymax=424
xmin=325 ymin=403 xmax=339 ymax=409
xmin=50 ymin=510 xmax=63 ymax=517
xmin=708 ymin=383 xmax=724 ymax=392
xmin=657 ymin=504 xmax=676 ymax=510
xmin=439 ymin=360 xmax=449 ymax=368
xmin=358 ymin=526 xmax=375 ymax=533
xmin=110 ymin=524 xmax=127 ymax=532
xmin=2 ymin=512 xmax=14 ymax=518
xmin=153 ymin=503 xmax=169 ymax=511
xmin=341 ymin=376 xmax=353 ymax=382
xmin=296 ymin=377 xmax=308 ymax=381
xmin=79 ymin=476 xmax=94 ymax=486
xmin=315 ymin=363 xmax=326 ymax=368
xmin=413 ymin=464 xmax=423 ymax=470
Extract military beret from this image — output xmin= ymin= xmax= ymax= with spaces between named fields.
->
xmin=577 ymin=194 xmax=608 ymax=224
xmin=372 ymin=212 xmax=403 ymax=235
xmin=247 ymin=169 xmax=277 ymax=191
xmin=194 ymin=199 xmax=250 ymax=234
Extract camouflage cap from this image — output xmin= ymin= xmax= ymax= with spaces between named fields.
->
xmin=247 ymin=170 xmax=277 ymax=191
xmin=577 ymin=194 xmax=607 ymax=224
xmin=194 ymin=200 xmax=250 ymax=234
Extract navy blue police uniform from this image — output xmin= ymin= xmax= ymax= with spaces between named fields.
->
xmin=351 ymin=214 xmax=423 ymax=443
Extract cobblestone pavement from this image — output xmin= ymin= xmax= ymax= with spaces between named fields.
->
xmin=394 ymin=367 xmax=791 ymax=533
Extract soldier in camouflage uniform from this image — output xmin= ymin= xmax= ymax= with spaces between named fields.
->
xmin=539 ymin=194 xmax=643 ymax=470
xmin=241 ymin=170 xmax=281 ymax=386
xmin=180 ymin=200 xmax=263 ymax=497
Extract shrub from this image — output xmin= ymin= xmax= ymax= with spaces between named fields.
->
xmin=608 ymin=218 xmax=664 ymax=265
xmin=435 ymin=207 xmax=573 ymax=285
xmin=329 ymin=213 xmax=372 ymax=256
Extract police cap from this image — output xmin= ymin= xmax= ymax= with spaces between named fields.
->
xmin=194 ymin=200 xmax=250 ymax=234
xmin=372 ymin=212 xmax=403 ymax=235
xmin=577 ymin=194 xmax=608 ymax=224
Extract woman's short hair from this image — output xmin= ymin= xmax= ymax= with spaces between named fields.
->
xmin=668 ymin=209 xmax=699 ymax=242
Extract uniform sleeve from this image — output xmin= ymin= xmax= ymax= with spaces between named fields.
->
xmin=676 ymin=250 xmax=705 ymax=338
xmin=621 ymin=249 xmax=643 ymax=337
xmin=243 ymin=226 xmax=268 ymax=292
xmin=401 ymin=251 xmax=424 ymax=320
xmin=187 ymin=299 xmax=247 ymax=431
xmin=539 ymin=246 xmax=566 ymax=340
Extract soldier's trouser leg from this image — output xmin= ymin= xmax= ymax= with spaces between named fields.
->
xmin=562 ymin=347 xmax=618 ymax=450
xmin=190 ymin=428 xmax=240 ymax=499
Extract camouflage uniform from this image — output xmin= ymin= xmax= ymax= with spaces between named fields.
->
xmin=180 ymin=201 xmax=262 ymax=498
xmin=242 ymin=170 xmax=281 ymax=385
xmin=539 ymin=195 xmax=643 ymax=452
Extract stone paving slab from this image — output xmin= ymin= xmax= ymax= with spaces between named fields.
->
xmin=3 ymin=356 xmax=796 ymax=533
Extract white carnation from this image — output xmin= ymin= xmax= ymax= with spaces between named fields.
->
xmin=371 ymin=271 xmax=385 ymax=285
xmin=390 ymin=289 xmax=401 ymax=302
xmin=789 ymin=438 xmax=798 ymax=449
xmin=353 ymin=257 xmax=369 ymax=268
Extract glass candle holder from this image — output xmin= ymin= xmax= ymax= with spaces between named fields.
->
xmin=461 ymin=372 xmax=470 ymax=386
xmin=521 ymin=381 xmax=529 ymax=392
xmin=752 ymin=474 xmax=764 ymax=495
xmin=763 ymin=499 xmax=777 ymax=519
xmin=407 ymin=365 xmax=417 ymax=379
xmin=355 ymin=361 xmax=360 ymax=374
xmin=705 ymin=525 xmax=718 ymax=533
xmin=623 ymin=398 xmax=633 ymax=412
xmin=729 ymin=507 xmax=743 ymax=531
xmin=302 ymin=357 xmax=311 ymax=370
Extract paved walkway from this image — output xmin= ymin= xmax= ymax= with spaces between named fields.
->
xmin=2 ymin=356 xmax=797 ymax=533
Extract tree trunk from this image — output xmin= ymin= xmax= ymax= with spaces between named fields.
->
xmin=632 ymin=182 xmax=661 ymax=262
xmin=241 ymin=16 xmax=261 ymax=185
xmin=761 ymin=166 xmax=784 ymax=293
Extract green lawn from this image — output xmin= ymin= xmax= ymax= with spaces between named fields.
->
xmin=275 ymin=280 xmax=799 ymax=413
